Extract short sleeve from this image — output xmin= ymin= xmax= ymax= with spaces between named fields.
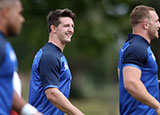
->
xmin=39 ymin=53 xmax=60 ymax=90
xmin=123 ymin=42 xmax=148 ymax=68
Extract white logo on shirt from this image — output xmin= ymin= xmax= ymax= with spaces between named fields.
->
xmin=121 ymin=49 xmax=124 ymax=52
xmin=152 ymin=53 xmax=156 ymax=61
xmin=9 ymin=50 xmax=16 ymax=62
xmin=64 ymin=63 xmax=68 ymax=70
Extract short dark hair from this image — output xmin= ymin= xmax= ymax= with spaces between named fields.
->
xmin=130 ymin=5 xmax=155 ymax=27
xmin=47 ymin=8 xmax=76 ymax=33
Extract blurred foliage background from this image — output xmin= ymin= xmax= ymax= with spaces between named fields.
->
xmin=9 ymin=0 xmax=160 ymax=114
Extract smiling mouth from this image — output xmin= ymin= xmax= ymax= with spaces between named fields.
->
xmin=66 ymin=32 xmax=73 ymax=37
xmin=66 ymin=34 xmax=71 ymax=38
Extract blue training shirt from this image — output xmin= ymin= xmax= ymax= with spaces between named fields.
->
xmin=118 ymin=34 xmax=159 ymax=115
xmin=0 ymin=32 xmax=18 ymax=114
xmin=29 ymin=42 xmax=72 ymax=115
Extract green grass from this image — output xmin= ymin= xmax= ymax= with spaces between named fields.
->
xmin=70 ymin=84 xmax=119 ymax=115
xmin=71 ymin=99 xmax=119 ymax=115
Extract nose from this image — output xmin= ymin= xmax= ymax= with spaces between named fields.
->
xmin=69 ymin=25 xmax=74 ymax=34
xmin=21 ymin=15 xmax=25 ymax=23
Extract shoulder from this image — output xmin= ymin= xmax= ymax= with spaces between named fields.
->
xmin=38 ymin=44 xmax=63 ymax=71
xmin=126 ymin=39 xmax=148 ymax=56
xmin=41 ymin=50 xmax=61 ymax=64
xmin=41 ymin=43 xmax=63 ymax=63
xmin=122 ymin=39 xmax=148 ymax=66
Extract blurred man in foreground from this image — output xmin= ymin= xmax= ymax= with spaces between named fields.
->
xmin=118 ymin=5 xmax=160 ymax=115
xmin=0 ymin=0 xmax=42 ymax=114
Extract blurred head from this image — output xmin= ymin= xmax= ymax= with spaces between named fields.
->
xmin=130 ymin=5 xmax=160 ymax=39
xmin=0 ymin=0 xmax=24 ymax=36
xmin=47 ymin=8 xmax=76 ymax=44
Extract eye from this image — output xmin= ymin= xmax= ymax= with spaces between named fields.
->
xmin=64 ymin=24 xmax=69 ymax=27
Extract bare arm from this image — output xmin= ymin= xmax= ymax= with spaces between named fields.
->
xmin=12 ymin=91 xmax=43 ymax=115
xmin=45 ymin=88 xmax=84 ymax=115
xmin=12 ymin=90 xmax=26 ymax=113
xmin=123 ymin=66 xmax=160 ymax=114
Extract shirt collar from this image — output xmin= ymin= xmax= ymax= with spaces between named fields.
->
xmin=127 ymin=33 xmax=150 ymax=45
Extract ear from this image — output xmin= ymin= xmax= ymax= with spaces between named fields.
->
xmin=143 ymin=20 xmax=149 ymax=30
xmin=50 ymin=25 xmax=57 ymax=33
xmin=0 ymin=8 xmax=10 ymax=19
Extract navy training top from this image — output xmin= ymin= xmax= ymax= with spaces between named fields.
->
xmin=118 ymin=34 xmax=159 ymax=115
xmin=29 ymin=42 xmax=72 ymax=115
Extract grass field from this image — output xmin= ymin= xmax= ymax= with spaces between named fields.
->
xmin=71 ymin=98 xmax=119 ymax=115
xmin=20 ymin=73 xmax=119 ymax=115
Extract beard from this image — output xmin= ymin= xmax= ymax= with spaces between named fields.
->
xmin=148 ymin=28 xmax=159 ymax=40
xmin=6 ymin=23 xmax=21 ymax=37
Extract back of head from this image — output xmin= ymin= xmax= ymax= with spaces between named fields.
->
xmin=47 ymin=8 xmax=76 ymax=33
xmin=0 ymin=0 xmax=19 ymax=10
xmin=130 ymin=5 xmax=155 ymax=27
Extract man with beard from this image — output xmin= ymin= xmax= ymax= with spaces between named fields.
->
xmin=0 ymin=0 xmax=42 ymax=114
xmin=118 ymin=5 xmax=160 ymax=115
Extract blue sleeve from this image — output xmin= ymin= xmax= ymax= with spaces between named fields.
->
xmin=39 ymin=53 xmax=60 ymax=90
xmin=123 ymin=42 xmax=148 ymax=68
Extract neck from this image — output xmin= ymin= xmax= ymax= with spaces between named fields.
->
xmin=48 ymin=33 xmax=65 ymax=52
xmin=132 ymin=27 xmax=151 ymax=44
